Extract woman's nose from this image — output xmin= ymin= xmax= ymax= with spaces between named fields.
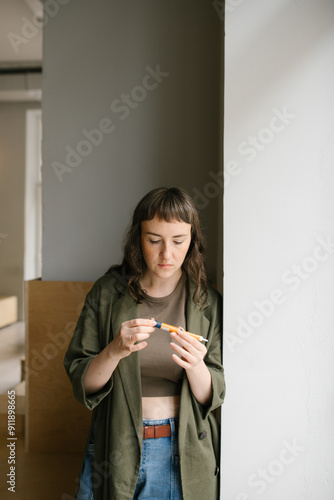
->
xmin=160 ymin=243 xmax=171 ymax=258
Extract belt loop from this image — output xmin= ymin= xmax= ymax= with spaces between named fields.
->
xmin=169 ymin=418 xmax=174 ymax=437
xmin=170 ymin=418 xmax=177 ymax=443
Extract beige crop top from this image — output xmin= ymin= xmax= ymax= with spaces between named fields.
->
xmin=139 ymin=273 xmax=186 ymax=397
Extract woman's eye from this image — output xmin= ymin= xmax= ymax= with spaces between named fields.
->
xmin=174 ymin=241 xmax=183 ymax=245
xmin=149 ymin=240 xmax=160 ymax=244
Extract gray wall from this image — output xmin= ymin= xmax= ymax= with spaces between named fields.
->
xmin=42 ymin=0 xmax=223 ymax=282
xmin=0 ymin=101 xmax=40 ymax=320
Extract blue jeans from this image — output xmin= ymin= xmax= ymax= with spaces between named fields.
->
xmin=133 ymin=418 xmax=183 ymax=499
xmin=75 ymin=424 xmax=95 ymax=500
xmin=75 ymin=418 xmax=183 ymax=500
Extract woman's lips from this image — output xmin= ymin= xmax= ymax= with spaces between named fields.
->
xmin=158 ymin=264 xmax=173 ymax=268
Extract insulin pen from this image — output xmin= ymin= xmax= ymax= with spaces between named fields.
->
xmin=153 ymin=321 xmax=208 ymax=342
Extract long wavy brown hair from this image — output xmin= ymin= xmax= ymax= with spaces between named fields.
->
xmin=106 ymin=187 xmax=208 ymax=306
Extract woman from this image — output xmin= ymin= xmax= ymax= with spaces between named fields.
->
xmin=64 ymin=187 xmax=225 ymax=500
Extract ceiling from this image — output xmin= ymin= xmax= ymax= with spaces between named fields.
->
xmin=0 ymin=0 xmax=43 ymax=68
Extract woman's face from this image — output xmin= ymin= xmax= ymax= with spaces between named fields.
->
xmin=140 ymin=215 xmax=192 ymax=282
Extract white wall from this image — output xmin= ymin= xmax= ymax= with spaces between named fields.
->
xmin=42 ymin=0 xmax=223 ymax=283
xmin=0 ymin=100 xmax=41 ymax=320
xmin=222 ymin=0 xmax=334 ymax=499
xmin=24 ymin=109 xmax=42 ymax=281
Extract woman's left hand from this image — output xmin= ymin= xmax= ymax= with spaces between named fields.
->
xmin=170 ymin=329 xmax=207 ymax=371
xmin=171 ymin=328 xmax=212 ymax=406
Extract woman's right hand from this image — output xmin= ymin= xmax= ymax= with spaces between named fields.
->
xmin=83 ymin=318 xmax=156 ymax=395
xmin=111 ymin=318 xmax=156 ymax=360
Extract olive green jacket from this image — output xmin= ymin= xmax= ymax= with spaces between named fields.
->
xmin=64 ymin=270 xmax=225 ymax=500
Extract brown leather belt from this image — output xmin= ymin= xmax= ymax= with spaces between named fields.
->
xmin=143 ymin=422 xmax=178 ymax=439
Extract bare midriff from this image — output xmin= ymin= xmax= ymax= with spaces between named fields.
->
xmin=142 ymin=395 xmax=180 ymax=419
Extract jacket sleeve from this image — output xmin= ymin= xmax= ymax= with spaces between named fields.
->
xmin=64 ymin=284 xmax=113 ymax=410
xmin=196 ymin=292 xmax=226 ymax=419
xmin=203 ymin=320 xmax=226 ymax=419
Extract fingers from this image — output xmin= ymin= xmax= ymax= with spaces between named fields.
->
xmin=129 ymin=332 xmax=152 ymax=344
xmin=129 ymin=341 xmax=148 ymax=352
xmin=121 ymin=319 xmax=155 ymax=339
xmin=170 ymin=329 xmax=207 ymax=368
xmin=170 ymin=338 xmax=199 ymax=360
xmin=170 ymin=329 xmax=206 ymax=353
xmin=171 ymin=352 xmax=189 ymax=369
xmin=170 ymin=341 xmax=193 ymax=361
xmin=117 ymin=318 xmax=156 ymax=356
xmin=120 ymin=318 xmax=155 ymax=338
xmin=125 ymin=318 xmax=156 ymax=329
